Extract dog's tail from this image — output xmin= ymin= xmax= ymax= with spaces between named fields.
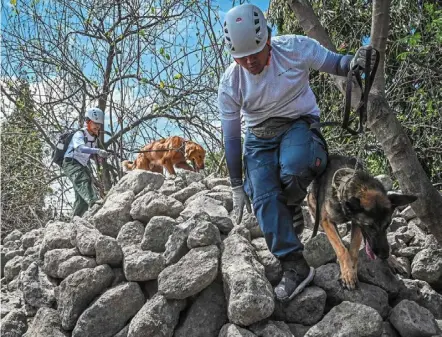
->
xmin=121 ymin=160 xmax=135 ymax=173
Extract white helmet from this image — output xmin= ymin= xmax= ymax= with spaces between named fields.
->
xmin=86 ymin=107 xmax=104 ymax=124
xmin=223 ymin=4 xmax=268 ymax=58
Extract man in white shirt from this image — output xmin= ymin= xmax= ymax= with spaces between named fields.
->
xmin=63 ymin=107 xmax=111 ymax=217
xmin=218 ymin=4 xmax=377 ymax=302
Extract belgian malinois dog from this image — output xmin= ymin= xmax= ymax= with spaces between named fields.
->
xmin=307 ymin=155 xmax=417 ymax=289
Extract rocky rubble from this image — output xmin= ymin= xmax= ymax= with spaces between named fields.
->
xmin=1 ymin=170 xmax=442 ymax=337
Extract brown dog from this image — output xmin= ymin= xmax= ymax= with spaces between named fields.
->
xmin=122 ymin=136 xmax=205 ymax=175
xmin=307 ymin=155 xmax=417 ymax=289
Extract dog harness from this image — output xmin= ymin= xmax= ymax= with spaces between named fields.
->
xmin=332 ymin=167 xmax=356 ymax=203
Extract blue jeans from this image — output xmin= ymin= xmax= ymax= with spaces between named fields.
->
xmin=243 ymin=119 xmax=327 ymax=258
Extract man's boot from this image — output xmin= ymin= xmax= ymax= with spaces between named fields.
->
xmin=274 ymin=251 xmax=314 ymax=302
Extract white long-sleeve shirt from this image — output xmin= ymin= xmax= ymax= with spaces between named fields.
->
xmin=64 ymin=128 xmax=98 ymax=166
xmin=218 ymin=35 xmax=332 ymax=127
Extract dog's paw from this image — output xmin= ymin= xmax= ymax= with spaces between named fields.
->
xmin=339 ymin=260 xmax=358 ymax=290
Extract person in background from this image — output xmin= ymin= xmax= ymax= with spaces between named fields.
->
xmin=63 ymin=107 xmax=111 ymax=217
xmin=218 ymin=3 xmax=377 ymax=302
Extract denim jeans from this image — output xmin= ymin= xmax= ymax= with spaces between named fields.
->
xmin=243 ymin=119 xmax=327 ymax=258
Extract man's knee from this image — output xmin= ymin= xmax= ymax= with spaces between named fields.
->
xmin=281 ymin=173 xmax=312 ymax=205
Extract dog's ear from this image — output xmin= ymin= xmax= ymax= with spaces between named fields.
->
xmin=388 ymin=193 xmax=418 ymax=209
xmin=344 ymin=197 xmax=363 ymax=214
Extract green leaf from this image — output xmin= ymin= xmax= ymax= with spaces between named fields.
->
xmin=159 ymin=81 xmax=165 ymax=89
xmin=165 ymin=54 xmax=170 ymax=60
xmin=174 ymin=73 xmax=182 ymax=80
xmin=159 ymin=47 xmax=164 ymax=55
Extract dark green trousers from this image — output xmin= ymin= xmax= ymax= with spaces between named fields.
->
xmin=62 ymin=158 xmax=98 ymax=217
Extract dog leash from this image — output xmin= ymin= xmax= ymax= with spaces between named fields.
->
xmin=310 ymin=46 xmax=380 ymax=135
xmin=123 ymin=142 xmax=187 ymax=155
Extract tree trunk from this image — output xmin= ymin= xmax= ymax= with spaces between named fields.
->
xmin=287 ymin=0 xmax=442 ymax=242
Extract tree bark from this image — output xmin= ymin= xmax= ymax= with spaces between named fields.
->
xmin=287 ymin=0 xmax=442 ymax=242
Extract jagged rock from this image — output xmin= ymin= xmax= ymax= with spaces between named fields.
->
xmin=221 ymin=234 xmax=274 ymax=326
xmin=357 ymin=250 xmax=403 ymax=297
xmin=408 ymin=222 xmax=427 ymax=247
xmin=177 ymin=212 xmax=210 ymax=234
xmin=400 ymin=206 xmax=416 ymax=221
xmin=127 ymin=294 xmax=186 ymax=337
xmin=181 ymin=196 xmax=233 ymax=234
xmin=141 ymin=216 xmax=176 ymax=252
xmin=21 ymin=228 xmax=44 ymax=250
xmin=3 ymin=229 xmax=24 ymax=244
xmin=411 ymin=248 xmax=442 ymax=287
xmin=179 ymin=170 xmax=204 ymax=185
xmin=389 ymin=300 xmax=438 ymax=337
xmin=239 ymin=211 xmax=264 ymax=239
xmin=163 ymin=228 xmax=188 ymax=266
xmin=212 ymin=184 xmax=231 ymax=192
xmin=57 ymin=265 xmax=114 ymax=330
xmin=171 ymin=181 xmax=206 ymax=203
xmin=229 ymin=225 xmax=252 ymax=242
xmin=123 ymin=245 xmax=165 ymax=281
xmin=424 ymin=234 xmax=441 ymax=249
xmin=131 ymin=191 xmax=184 ymax=223
xmin=396 ymin=246 xmax=421 ymax=258
xmin=184 ymin=190 xmax=210 ymax=207
xmin=117 ymin=221 xmax=145 ymax=248
xmin=1 ymin=309 xmax=27 ymax=337
xmin=174 ymin=282 xmax=227 ymax=337
xmin=304 ymin=301 xmax=383 ymax=337
xmin=206 ymin=191 xmax=234 ymax=212
xmin=302 ymin=232 xmax=336 ymax=268
xmin=287 ymin=324 xmax=311 ymax=337
xmin=187 ymin=221 xmax=221 ymax=248
xmin=249 ymin=320 xmax=293 ymax=336
xmin=92 ymin=191 xmax=135 ymax=237
xmin=375 ymin=174 xmax=393 ymax=191
xmin=251 ymin=238 xmax=282 ymax=284
xmin=381 ymin=322 xmax=399 ymax=337
xmin=95 ymin=236 xmax=123 ymax=266
xmin=395 ymin=279 xmax=442 ymax=319
xmin=21 ymin=262 xmax=56 ymax=309
xmin=39 ymin=221 xmax=76 ymax=259
xmin=57 ymin=255 xmax=97 ymax=279
xmin=4 ymin=255 xmax=23 ymax=282
xmin=21 ymin=246 xmax=41 ymax=272
xmin=158 ymin=177 xmax=186 ymax=196
xmin=273 ymin=286 xmax=326 ymax=325
xmin=72 ymin=282 xmax=144 ymax=337
xmin=1 ymin=289 xmax=23 ymax=319
xmin=158 ymin=245 xmax=219 ymax=299
xmin=5 ymin=248 xmax=25 ymax=261
xmin=313 ymin=263 xmax=390 ymax=318
xmin=75 ymin=224 xmax=102 ymax=256
xmin=205 ymin=177 xmax=230 ymax=189
xmin=23 ymin=308 xmax=68 ymax=337
xmin=108 ymin=170 xmax=164 ymax=197
xmin=389 ymin=217 xmax=407 ymax=232
xmin=219 ymin=324 xmax=257 ymax=337
xmin=43 ymin=248 xmax=79 ymax=278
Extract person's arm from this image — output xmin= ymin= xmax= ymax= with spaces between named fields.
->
xmin=300 ymin=36 xmax=352 ymax=76
xmin=72 ymin=131 xmax=101 ymax=155
xmin=218 ymin=82 xmax=242 ymax=187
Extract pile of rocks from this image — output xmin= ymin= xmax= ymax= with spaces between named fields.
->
xmin=1 ymin=170 xmax=442 ymax=337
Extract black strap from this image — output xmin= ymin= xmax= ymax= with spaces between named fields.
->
xmin=310 ymin=46 xmax=380 ymax=136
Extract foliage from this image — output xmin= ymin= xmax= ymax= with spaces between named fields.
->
xmin=1 ymin=80 xmax=52 ymax=235
xmin=268 ymin=0 xmax=441 ymax=185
